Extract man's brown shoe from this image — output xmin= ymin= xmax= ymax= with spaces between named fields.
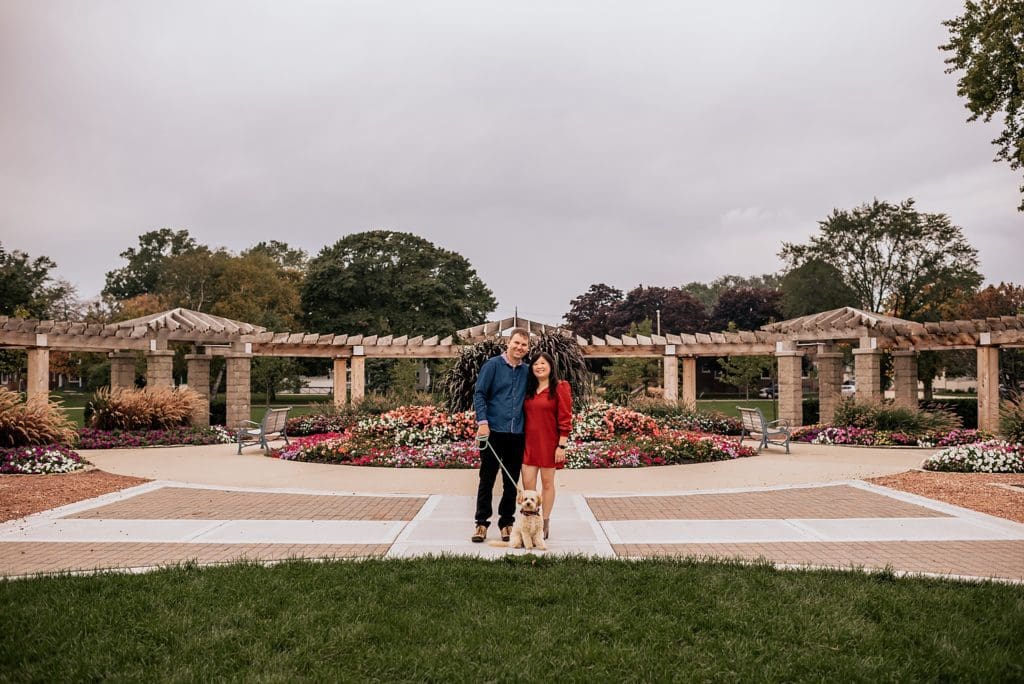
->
xmin=471 ymin=525 xmax=487 ymax=543
xmin=500 ymin=526 xmax=512 ymax=542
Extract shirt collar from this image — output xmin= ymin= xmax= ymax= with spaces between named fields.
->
xmin=501 ymin=352 xmax=523 ymax=368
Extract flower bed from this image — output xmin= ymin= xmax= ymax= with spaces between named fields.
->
xmin=571 ymin=402 xmax=660 ymax=441
xmin=791 ymin=425 xmax=993 ymax=448
xmin=1 ymin=444 xmax=86 ymax=474
xmin=273 ymin=424 xmax=755 ymax=469
xmin=922 ymin=441 xmax=1024 ymax=473
xmin=286 ymin=414 xmax=352 ymax=437
xmin=76 ymin=426 xmax=233 ymax=449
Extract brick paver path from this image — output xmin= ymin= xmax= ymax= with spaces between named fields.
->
xmin=0 ymin=542 xmax=389 ymax=576
xmin=611 ymin=541 xmax=1024 ymax=581
xmin=587 ymin=485 xmax=950 ymax=520
xmin=66 ymin=488 xmax=425 ymax=521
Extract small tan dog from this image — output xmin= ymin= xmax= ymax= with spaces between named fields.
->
xmin=488 ymin=489 xmax=546 ymax=551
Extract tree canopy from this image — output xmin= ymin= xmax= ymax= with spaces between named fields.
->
xmin=681 ymin=273 xmax=783 ymax=311
xmin=710 ymin=287 xmax=784 ymax=331
xmin=779 ymin=259 xmax=859 ymax=319
xmin=941 ymin=0 xmax=1024 ymax=210
xmin=0 ymin=242 xmax=72 ymax=318
xmin=606 ymin=286 xmax=709 ymax=336
xmin=564 ymin=283 xmax=624 ymax=338
xmin=779 ymin=198 xmax=983 ymax=320
xmin=103 ymin=228 xmax=199 ymax=300
xmin=301 ymin=231 xmax=496 ymax=336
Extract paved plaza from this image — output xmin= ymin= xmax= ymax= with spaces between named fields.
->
xmin=1 ymin=465 xmax=1021 ymax=581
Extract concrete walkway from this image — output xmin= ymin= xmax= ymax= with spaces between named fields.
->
xmin=2 ymin=443 xmax=1022 ymax=582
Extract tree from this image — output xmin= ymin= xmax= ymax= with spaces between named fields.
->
xmin=606 ymin=286 xmax=709 ymax=336
xmin=779 ymin=259 xmax=859 ymax=319
xmin=717 ymin=355 xmax=773 ymax=399
xmin=681 ymin=273 xmax=783 ymax=311
xmin=941 ymin=1 xmax=1024 ymax=210
xmin=779 ymin=199 xmax=983 ymax=320
xmin=564 ymin=283 xmax=624 ymax=338
xmin=958 ymin=282 xmax=1024 ymax=391
xmin=251 ymin=357 xmax=304 ymax=403
xmin=209 ymin=252 xmax=303 ymax=330
xmin=601 ymin=322 xmax=661 ymax=403
xmin=0 ymin=242 xmax=71 ymax=318
xmin=242 ymin=241 xmax=309 ymax=272
xmin=710 ymin=287 xmax=784 ymax=331
xmin=156 ymin=247 xmax=232 ymax=312
xmin=302 ymin=231 xmax=496 ymax=336
xmin=103 ymin=229 xmax=199 ymax=300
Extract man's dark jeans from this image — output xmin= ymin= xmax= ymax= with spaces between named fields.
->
xmin=474 ymin=431 xmax=525 ymax=529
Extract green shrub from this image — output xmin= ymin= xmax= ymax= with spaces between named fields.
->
xmin=87 ymin=386 xmax=202 ymax=430
xmin=0 ymin=388 xmax=77 ymax=447
xmin=999 ymin=393 xmax=1024 ymax=444
xmin=832 ymin=398 xmax=960 ymax=435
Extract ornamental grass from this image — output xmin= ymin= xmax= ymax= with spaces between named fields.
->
xmin=999 ymin=392 xmax=1024 ymax=445
xmin=0 ymin=388 xmax=77 ymax=447
xmin=87 ymin=386 xmax=202 ymax=430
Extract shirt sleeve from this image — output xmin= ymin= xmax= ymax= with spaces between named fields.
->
xmin=556 ymin=380 xmax=573 ymax=438
xmin=473 ymin=359 xmax=494 ymax=424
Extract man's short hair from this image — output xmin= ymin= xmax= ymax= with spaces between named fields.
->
xmin=508 ymin=327 xmax=530 ymax=341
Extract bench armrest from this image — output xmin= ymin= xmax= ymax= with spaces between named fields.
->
xmin=767 ymin=419 xmax=791 ymax=429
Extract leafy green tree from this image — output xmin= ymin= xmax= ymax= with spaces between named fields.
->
xmin=779 ymin=198 xmax=983 ymax=320
xmin=302 ymin=231 xmax=496 ymax=336
xmin=941 ymin=0 xmax=1024 ymax=210
xmin=0 ymin=242 xmax=71 ymax=318
xmin=242 ymin=241 xmax=309 ymax=272
xmin=601 ymin=322 xmax=661 ymax=403
xmin=779 ymin=259 xmax=859 ymax=319
xmin=251 ymin=357 xmax=304 ymax=403
xmin=103 ymin=229 xmax=199 ymax=300
xmin=717 ymin=355 xmax=773 ymax=399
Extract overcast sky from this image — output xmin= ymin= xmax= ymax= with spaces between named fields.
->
xmin=1 ymin=0 xmax=1019 ymax=326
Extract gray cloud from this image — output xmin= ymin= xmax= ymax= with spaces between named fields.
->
xmin=1 ymin=0 xmax=1019 ymax=327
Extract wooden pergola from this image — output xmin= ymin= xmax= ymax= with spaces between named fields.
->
xmin=2 ymin=306 xmax=1022 ymax=432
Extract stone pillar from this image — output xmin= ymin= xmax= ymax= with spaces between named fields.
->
xmin=663 ymin=351 xmax=679 ymax=402
xmin=109 ymin=352 xmax=136 ymax=389
xmin=891 ymin=351 xmax=919 ymax=410
xmin=185 ymin=354 xmax=212 ymax=426
xmin=332 ymin=358 xmax=349 ymax=407
xmin=776 ymin=343 xmax=804 ymax=427
xmin=816 ymin=350 xmax=844 ymax=425
xmin=26 ymin=348 xmax=49 ymax=402
xmin=977 ymin=346 xmax=1000 ymax=434
xmin=853 ymin=345 xmax=883 ymax=403
xmin=350 ymin=355 xmax=366 ymax=403
xmin=145 ymin=350 xmax=175 ymax=389
xmin=681 ymin=357 xmax=697 ymax=409
xmin=225 ymin=353 xmax=252 ymax=429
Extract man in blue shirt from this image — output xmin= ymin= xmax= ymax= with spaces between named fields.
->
xmin=471 ymin=328 xmax=530 ymax=543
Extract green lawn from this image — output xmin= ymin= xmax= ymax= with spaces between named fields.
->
xmin=1 ymin=557 xmax=1021 ymax=681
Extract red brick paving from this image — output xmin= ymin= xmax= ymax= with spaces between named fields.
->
xmin=65 ymin=488 xmax=426 ymax=521
xmin=587 ymin=485 xmax=950 ymax=521
xmin=611 ymin=541 xmax=1024 ymax=581
xmin=0 ymin=542 xmax=390 ymax=577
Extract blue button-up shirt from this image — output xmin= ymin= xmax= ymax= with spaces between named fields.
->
xmin=473 ymin=353 xmax=528 ymax=434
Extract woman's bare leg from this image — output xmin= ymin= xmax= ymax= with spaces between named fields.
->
xmin=540 ymin=468 xmax=556 ymax=521
xmin=521 ymin=464 xmax=539 ymax=491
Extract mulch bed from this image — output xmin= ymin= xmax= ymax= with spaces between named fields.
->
xmin=865 ymin=471 xmax=1024 ymax=523
xmin=0 ymin=470 xmax=152 ymax=523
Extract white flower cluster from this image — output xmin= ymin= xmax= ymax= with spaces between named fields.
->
xmin=922 ymin=440 xmax=1024 ymax=473
xmin=14 ymin=448 xmax=84 ymax=474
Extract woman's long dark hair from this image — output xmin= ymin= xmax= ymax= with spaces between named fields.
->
xmin=526 ymin=351 xmax=560 ymax=399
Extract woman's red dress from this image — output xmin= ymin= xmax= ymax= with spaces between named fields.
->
xmin=523 ymin=380 xmax=572 ymax=469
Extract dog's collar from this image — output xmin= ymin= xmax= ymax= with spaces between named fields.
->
xmin=520 ymin=510 xmax=541 ymax=516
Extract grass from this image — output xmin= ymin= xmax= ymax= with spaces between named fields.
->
xmin=2 ymin=557 xmax=1022 ymax=681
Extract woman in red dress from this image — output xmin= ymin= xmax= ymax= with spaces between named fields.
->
xmin=522 ymin=351 xmax=572 ymax=540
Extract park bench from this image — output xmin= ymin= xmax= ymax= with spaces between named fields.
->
xmin=736 ymin=406 xmax=791 ymax=453
xmin=237 ymin=407 xmax=292 ymax=454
